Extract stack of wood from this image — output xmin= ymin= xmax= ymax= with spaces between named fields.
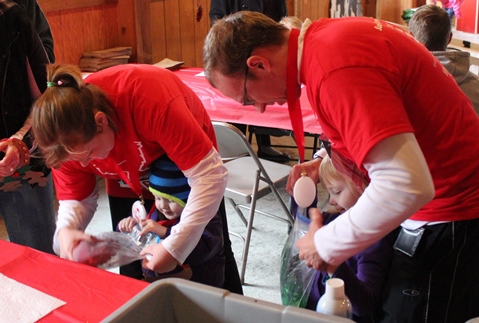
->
xmin=79 ymin=47 xmax=132 ymax=72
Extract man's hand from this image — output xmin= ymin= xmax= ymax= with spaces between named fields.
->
xmin=286 ymin=158 xmax=321 ymax=195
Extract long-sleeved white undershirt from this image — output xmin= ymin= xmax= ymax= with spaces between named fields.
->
xmin=54 ymin=148 xmax=227 ymax=262
xmin=314 ymin=133 xmax=435 ymax=265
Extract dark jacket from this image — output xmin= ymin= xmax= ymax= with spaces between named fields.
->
xmin=0 ymin=0 xmax=50 ymax=176
xmin=14 ymin=0 xmax=54 ymax=62
xmin=209 ymin=0 xmax=287 ymax=25
xmin=147 ymin=207 xmax=225 ymax=288
xmin=306 ymin=212 xmax=396 ymax=322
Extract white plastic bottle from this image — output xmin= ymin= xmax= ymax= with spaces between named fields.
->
xmin=316 ymin=278 xmax=353 ymax=319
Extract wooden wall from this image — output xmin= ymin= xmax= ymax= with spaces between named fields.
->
xmin=39 ymin=0 xmax=332 ymax=67
xmin=375 ymin=0 xmax=423 ymax=24
xmin=39 ymin=0 xmax=412 ymax=68
xmin=41 ymin=0 xmax=136 ymax=65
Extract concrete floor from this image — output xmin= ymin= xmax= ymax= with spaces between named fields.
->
xmin=0 ymin=133 xmax=325 ymax=306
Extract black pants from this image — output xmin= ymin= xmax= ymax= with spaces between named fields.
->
xmin=107 ymin=195 xmax=243 ymax=295
xmin=377 ymin=218 xmax=479 ymax=322
xmin=231 ymin=123 xmax=272 ymax=147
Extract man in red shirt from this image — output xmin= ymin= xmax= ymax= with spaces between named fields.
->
xmin=203 ymin=11 xmax=479 ymax=322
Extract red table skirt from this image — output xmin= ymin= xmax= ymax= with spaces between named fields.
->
xmin=173 ymin=68 xmax=322 ymax=134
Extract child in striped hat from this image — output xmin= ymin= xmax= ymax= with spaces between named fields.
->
xmin=118 ymin=155 xmax=225 ymax=287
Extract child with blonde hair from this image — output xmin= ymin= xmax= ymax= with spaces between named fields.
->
xmin=306 ymin=154 xmax=395 ymax=322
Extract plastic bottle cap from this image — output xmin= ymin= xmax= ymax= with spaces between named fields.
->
xmin=326 ymin=278 xmax=346 ymax=298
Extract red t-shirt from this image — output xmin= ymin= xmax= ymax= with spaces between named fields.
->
xmin=53 ymin=64 xmax=215 ymax=200
xmin=301 ymin=17 xmax=479 ymax=222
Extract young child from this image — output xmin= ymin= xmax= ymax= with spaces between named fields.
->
xmin=306 ymin=155 xmax=395 ymax=322
xmin=118 ymin=156 xmax=225 ymax=288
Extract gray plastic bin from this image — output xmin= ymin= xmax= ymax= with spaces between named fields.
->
xmin=102 ymin=278 xmax=353 ymax=323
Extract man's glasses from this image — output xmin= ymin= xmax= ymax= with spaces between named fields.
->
xmin=243 ymin=66 xmax=255 ymax=106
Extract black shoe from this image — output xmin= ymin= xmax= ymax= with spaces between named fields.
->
xmin=257 ymin=147 xmax=290 ymax=163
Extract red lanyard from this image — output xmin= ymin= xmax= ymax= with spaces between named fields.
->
xmin=286 ymin=28 xmax=305 ymax=163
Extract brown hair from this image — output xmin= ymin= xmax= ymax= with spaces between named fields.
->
xmin=408 ymin=4 xmax=451 ymax=51
xmin=203 ymin=11 xmax=288 ymax=87
xmin=31 ymin=63 xmax=118 ymax=168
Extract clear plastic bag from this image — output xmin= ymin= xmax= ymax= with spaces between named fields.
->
xmin=72 ymin=227 xmax=160 ymax=269
xmin=280 ymin=211 xmax=317 ymax=308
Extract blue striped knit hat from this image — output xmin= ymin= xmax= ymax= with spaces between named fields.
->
xmin=148 ymin=156 xmax=190 ymax=207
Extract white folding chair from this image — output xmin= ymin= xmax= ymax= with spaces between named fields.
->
xmin=212 ymin=122 xmax=294 ymax=284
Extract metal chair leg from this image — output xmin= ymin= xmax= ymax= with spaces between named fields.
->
xmin=239 ymin=169 xmax=260 ymax=285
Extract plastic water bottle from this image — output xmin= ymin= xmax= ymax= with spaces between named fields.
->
xmin=316 ymin=278 xmax=353 ymax=319
xmin=129 ymin=224 xmax=161 ymax=248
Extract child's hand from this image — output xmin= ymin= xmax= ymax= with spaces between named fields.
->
xmin=140 ymin=219 xmax=167 ymax=238
xmin=297 ymin=207 xmax=329 ymax=271
xmin=118 ymin=216 xmax=138 ymax=232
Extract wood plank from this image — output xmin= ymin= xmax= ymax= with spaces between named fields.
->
xmin=376 ymin=0 xmax=415 ymax=24
xmin=179 ymin=0 xmax=196 ymax=67
xmin=151 ymin=0 xmax=167 ymax=63
xmin=117 ymin=0 xmax=137 ymax=61
xmin=44 ymin=11 xmax=63 ymax=61
xmin=164 ymin=0 xmax=182 ymax=61
xmin=39 ymin=0 xmax=117 ymax=13
xmin=296 ymin=0 xmax=329 ymax=21
xmin=194 ymin=0 xmax=210 ymax=67
xmin=286 ymin=0 xmax=294 ymax=16
xmin=363 ymin=0 xmax=377 ymax=18
xmin=134 ymin=0 xmax=153 ymax=63
xmin=58 ymin=8 xmax=87 ymax=64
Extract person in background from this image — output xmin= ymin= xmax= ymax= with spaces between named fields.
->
xmin=0 ymin=0 xmax=56 ymax=254
xmin=30 ymin=63 xmax=243 ymax=295
xmin=202 ymin=11 xmax=479 ymax=321
xmin=428 ymin=0 xmax=464 ymax=20
xmin=118 ymin=156 xmax=225 ymax=288
xmin=14 ymin=0 xmax=54 ymax=62
xmin=209 ymin=0 xmax=291 ymax=163
xmin=409 ymin=4 xmax=479 ymax=115
xmin=306 ymin=153 xmax=394 ymax=323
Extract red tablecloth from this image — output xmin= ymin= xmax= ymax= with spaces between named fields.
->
xmin=0 ymin=240 xmax=148 ymax=322
xmin=173 ymin=68 xmax=322 ymax=134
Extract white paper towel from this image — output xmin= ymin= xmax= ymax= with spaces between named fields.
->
xmin=0 ymin=273 xmax=66 ymax=322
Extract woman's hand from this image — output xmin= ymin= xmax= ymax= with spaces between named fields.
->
xmin=286 ymin=158 xmax=321 ymax=195
xmin=57 ymin=227 xmax=95 ymax=260
xmin=0 ymin=140 xmax=20 ymax=177
xmin=141 ymin=243 xmax=179 ymax=273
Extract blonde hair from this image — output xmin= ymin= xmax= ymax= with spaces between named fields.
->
xmin=319 ymin=155 xmax=363 ymax=195
xmin=31 ymin=63 xmax=118 ymax=168
xmin=280 ymin=16 xmax=303 ymax=30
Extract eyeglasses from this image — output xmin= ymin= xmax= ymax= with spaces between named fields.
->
xmin=243 ymin=67 xmax=255 ymax=106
